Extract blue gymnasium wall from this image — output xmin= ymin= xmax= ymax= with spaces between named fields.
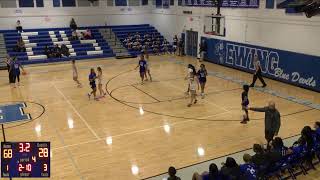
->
xmin=202 ymin=37 xmax=320 ymax=92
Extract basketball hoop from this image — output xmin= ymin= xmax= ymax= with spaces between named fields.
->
xmin=203 ymin=14 xmax=226 ymax=37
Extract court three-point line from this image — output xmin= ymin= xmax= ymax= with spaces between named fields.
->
xmin=52 ymin=82 xmax=100 ymax=140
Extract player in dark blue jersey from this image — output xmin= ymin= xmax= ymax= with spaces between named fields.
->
xmin=241 ymin=85 xmax=250 ymax=124
xmin=9 ymin=57 xmax=24 ymax=88
xmin=88 ymin=68 xmax=98 ymax=101
xmin=315 ymin=121 xmax=320 ymax=136
xmin=197 ymin=64 xmax=207 ymax=99
xmin=135 ymin=54 xmax=147 ymax=84
xmin=239 ymin=154 xmax=257 ymax=180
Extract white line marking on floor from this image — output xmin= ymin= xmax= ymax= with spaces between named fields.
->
xmin=53 ymin=119 xmax=195 ymax=151
xmin=52 ymin=82 xmax=100 ymax=140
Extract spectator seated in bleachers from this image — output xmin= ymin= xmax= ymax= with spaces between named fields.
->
xmin=192 ymin=163 xmax=222 ymax=180
xmin=120 ymin=29 xmax=171 ymax=55
xmin=61 ymin=44 xmax=70 ymax=57
xmin=152 ymin=41 xmax=160 ymax=55
xmin=70 ymin=18 xmax=78 ymax=31
xmin=270 ymin=137 xmax=292 ymax=157
xmin=16 ymin=20 xmax=23 ymax=33
xmin=175 ymin=121 xmax=320 ymax=180
xmin=220 ymin=157 xmax=242 ymax=180
xmin=134 ymin=32 xmax=140 ymax=39
xmin=52 ymin=44 xmax=62 ymax=58
xmin=132 ymin=41 xmax=141 ymax=51
xmin=44 ymin=45 xmax=53 ymax=58
xmin=167 ymin=166 xmax=181 ymax=180
xmin=71 ymin=30 xmax=79 ymax=41
xmin=81 ymin=29 xmax=92 ymax=40
xmin=251 ymin=144 xmax=267 ymax=168
xmin=239 ymin=154 xmax=257 ymax=180
xmin=144 ymin=33 xmax=150 ymax=40
xmin=15 ymin=37 xmax=26 ymax=52
xmin=161 ymin=39 xmax=170 ymax=54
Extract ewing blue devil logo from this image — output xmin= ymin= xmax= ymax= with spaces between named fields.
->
xmin=217 ymin=42 xmax=316 ymax=88
xmin=0 ymin=103 xmax=31 ymax=124
xmin=214 ymin=40 xmax=225 ymax=64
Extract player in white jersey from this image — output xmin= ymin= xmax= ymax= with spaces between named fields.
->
xmin=144 ymin=53 xmax=152 ymax=81
xmin=188 ymin=76 xmax=199 ymax=107
xmin=72 ymin=60 xmax=82 ymax=87
xmin=185 ymin=64 xmax=196 ymax=95
xmin=97 ymin=67 xmax=106 ymax=97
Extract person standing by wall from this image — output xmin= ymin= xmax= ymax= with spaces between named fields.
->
xmin=247 ymin=101 xmax=281 ymax=147
xmin=199 ymin=39 xmax=207 ymax=62
xmin=173 ymin=35 xmax=178 ymax=55
xmin=16 ymin=20 xmax=23 ymax=33
xmin=70 ymin=18 xmax=78 ymax=31
xmin=250 ymin=53 xmax=267 ymax=88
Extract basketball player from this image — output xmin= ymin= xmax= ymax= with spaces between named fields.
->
xmin=240 ymin=85 xmax=250 ymax=124
xmin=5 ymin=55 xmax=12 ymax=83
xmin=144 ymin=53 xmax=152 ymax=81
xmin=185 ymin=64 xmax=196 ymax=95
xmin=197 ymin=64 xmax=207 ymax=98
xmin=72 ymin=60 xmax=82 ymax=87
xmin=250 ymin=54 xmax=267 ymax=88
xmin=97 ymin=67 xmax=106 ymax=97
xmin=135 ymin=54 xmax=147 ymax=84
xmin=88 ymin=68 xmax=98 ymax=101
xmin=188 ymin=76 xmax=199 ymax=107
xmin=9 ymin=57 xmax=24 ymax=87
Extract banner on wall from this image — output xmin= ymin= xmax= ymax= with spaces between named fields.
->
xmin=203 ymin=38 xmax=320 ymax=92
xmin=156 ymin=0 xmax=170 ymax=8
xmin=163 ymin=0 xmax=170 ymax=8
xmin=181 ymin=0 xmax=259 ymax=8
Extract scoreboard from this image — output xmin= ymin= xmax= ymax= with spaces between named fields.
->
xmin=1 ymin=142 xmax=50 ymax=178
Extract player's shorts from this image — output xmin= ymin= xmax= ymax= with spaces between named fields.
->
xmin=199 ymin=77 xmax=207 ymax=83
xmin=190 ymin=90 xmax=196 ymax=96
xmin=140 ymin=71 xmax=146 ymax=76
xmin=242 ymin=101 xmax=249 ymax=110
xmin=98 ymin=79 xmax=104 ymax=85
xmin=90 ymin=82 xmax=96 ymax=89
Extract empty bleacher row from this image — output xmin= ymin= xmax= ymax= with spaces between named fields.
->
xmin=3 ymin=28 xmax=114 ymax=64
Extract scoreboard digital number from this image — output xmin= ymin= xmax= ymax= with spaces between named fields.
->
xmin=1 ymin=142 xmax=50 ymax=178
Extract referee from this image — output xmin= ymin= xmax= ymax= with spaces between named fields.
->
xmin=248 ymin=101 xmax=281 ymax=148
xmin=250 ymin=53 xmax=267 ymax=88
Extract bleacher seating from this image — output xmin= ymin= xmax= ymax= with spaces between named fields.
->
xmin=3 ymin=27 xmax=114 ymax=65
xmin=110 ymin=24 xmax=171 ymax=55
xmin=0 ymin=24 xmax=171 ymax=65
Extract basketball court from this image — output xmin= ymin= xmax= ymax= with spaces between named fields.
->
xmin=0 ymin=55 xmax=319 ymax=179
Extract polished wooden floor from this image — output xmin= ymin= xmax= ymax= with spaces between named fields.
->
xmin=0 ymin=55 xmax=320 ymax=180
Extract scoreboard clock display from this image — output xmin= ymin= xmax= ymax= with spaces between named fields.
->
xmin=1 ymin=142 xmax=50 ymax=178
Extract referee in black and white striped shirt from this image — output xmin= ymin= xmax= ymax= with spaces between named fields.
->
xmin=250 ymin=53 xmax=267 ymax=88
